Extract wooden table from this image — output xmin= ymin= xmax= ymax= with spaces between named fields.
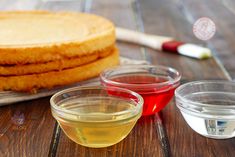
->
xmin=1 ymin=0 xmax=235 ymax=156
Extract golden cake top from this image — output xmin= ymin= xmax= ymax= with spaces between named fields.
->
xmin=0 ymin=11 xmax=115 ymax=64
xmin=0 ymin=12 xmax=88 ymax=46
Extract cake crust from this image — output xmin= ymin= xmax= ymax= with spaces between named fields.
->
xmin=0 ymin=48 xmax=119 ymax=92
xmin=0 ymin=45 xmax=113 ymax=76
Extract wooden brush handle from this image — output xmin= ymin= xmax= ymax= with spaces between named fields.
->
xmin=116 ymin=27 xmax=173 ymax=50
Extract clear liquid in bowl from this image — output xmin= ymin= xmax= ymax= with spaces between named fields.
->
xmin=52 ymin=97 xmax=141 ymax=147
xmin=179 ymin=92 xmax=235 ymax=139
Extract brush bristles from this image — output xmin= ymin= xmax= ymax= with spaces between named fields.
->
xmin=177 ymin=44 xmax=212 ymax=59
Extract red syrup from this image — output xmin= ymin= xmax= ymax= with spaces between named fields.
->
xmin=102 ymin=74 xmax=178 ymax=116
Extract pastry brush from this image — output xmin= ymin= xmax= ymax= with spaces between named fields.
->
xmin=116 ymin=27 xmax=212 ymax=59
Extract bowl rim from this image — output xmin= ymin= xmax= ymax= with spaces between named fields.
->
xmin=50 ymin=86 xmax=144 ymax=119
xmin=177 ymin=103 xmax=235 ymax=119
xmin=175 ymin=80 xmax=235 ymax=108
xmin=100 ymin=65 xmax=181 ymax=89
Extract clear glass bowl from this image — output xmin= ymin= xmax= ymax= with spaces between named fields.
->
xmin=50 ymin=86 xmax=143 ymax=148
xmin=175 ymin=80 xmax=235 ymax=139
xmin=100 ymin=65 xmax=181 ymax=116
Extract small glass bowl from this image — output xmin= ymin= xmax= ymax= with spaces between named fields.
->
xmin=100 ymin=65 xmax=181 ymax=116
xmin=175 ymin=80 xmax=235 ymax=139
xmin=50 ymin=86 xmax=143 ymax=148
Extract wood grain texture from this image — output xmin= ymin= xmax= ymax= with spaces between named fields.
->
xmin=0 ymin=98 xmax=55 ymax=157
xmin=139 ymin=0 xmax=227 ymax=80
xmin=0 ymin=0 xmax=235 ymax=157
xmin=178 ymin=0 xmax=235 ymax=80
xmin=139 ymin=0 xmax=235 ymax=157
xmin=37 ymin=0 xmax=83 ymax=11
xmin=88 ymin=0 xmax=145 ymax=60
xmin=55 ymin=0 xmax=162 ymax=156
xmin=0 ymin=0 xmax=40 ymax=10
xmin=57 ymin=116 xmax=162 ymax=157
xmin=0 ymin=1 xmax=62 ymax=157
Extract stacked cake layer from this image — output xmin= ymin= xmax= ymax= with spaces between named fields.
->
xmin=0 ymin=11 xmax=119 ymax=92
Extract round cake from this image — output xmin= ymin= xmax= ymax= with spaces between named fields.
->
xmin=0 ymin=11 xmax=119 ymax=92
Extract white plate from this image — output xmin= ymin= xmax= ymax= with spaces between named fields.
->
xmin=0 ymin=57 xmax=149 ymax=106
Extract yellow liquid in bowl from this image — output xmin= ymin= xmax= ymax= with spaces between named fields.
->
xmin=52 ymin=97 xmax=141 ymax=148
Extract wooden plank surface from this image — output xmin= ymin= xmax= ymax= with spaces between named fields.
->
xmin=88 ymin=0 xmax=145 ymax=60
xmin=0 ymin=1 xmax=57 ymax=157
xmin=139 ymin=0 xmax=227 ymax=80
xmin=0 ymin=0 xmax=40 ymax=10
xmin=179 ymin=0 xmax=235 ymax=79
xmin=139 ymin=0 xmax=235 ymax=157
xmin=0 ymin=98 xmax=55 ymax=157
xmin=0 ymin=1 xmax=82 ymax=157
xmin=37 ymin=0 xmax=83 ymax=11
xmin=0 ymin=0 xmax=235 ymax=157
xmin=55 ymin=0 xmax=162 ymax=157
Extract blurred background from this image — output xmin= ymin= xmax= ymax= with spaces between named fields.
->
xmin=0 ymin=1 xmax=235 ymax=156
xmin=0 ymin=0 xmax=234 ymax=79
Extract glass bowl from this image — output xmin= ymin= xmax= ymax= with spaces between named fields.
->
xmin=175 ymin=80 xmax=235 ymax=139
xmin=100 ymin=65 xmax=181 ymax=116
xmin=50 ymin=86 xmax=143 ymax=148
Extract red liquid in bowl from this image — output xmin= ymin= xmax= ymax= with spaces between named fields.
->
xmin=103 ymin=74 xmax=177 ymax=116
